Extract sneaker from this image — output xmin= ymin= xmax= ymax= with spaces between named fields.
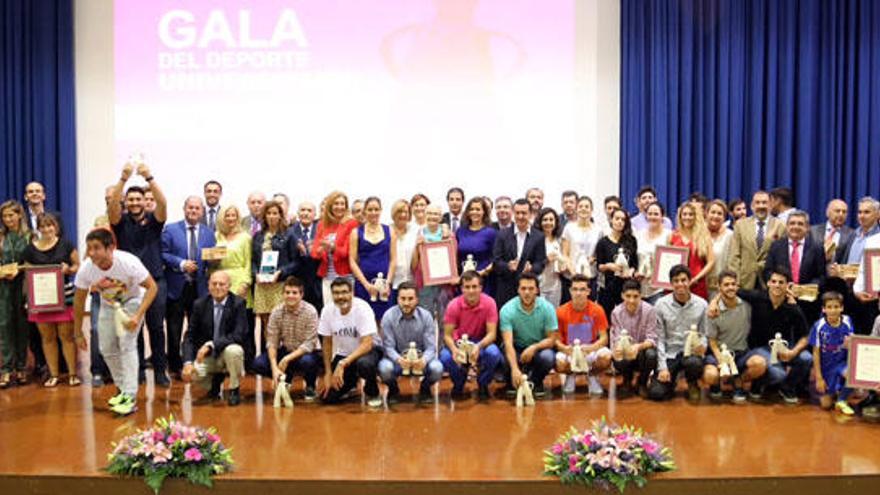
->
xmin=386 ymin=388 xmax=401 ymax=405
xmin=709 ymin=386 xmax=723 ymax=401
xmin=478 ymin=385 xmax=490 ymax=401
xmin=588 ymin=376 xmax=604 ymax=396
xmin=110 ymin=394 xmax=137 ymax=416
xmin=563 ymin=375 xmax=576 ymax=394
xmin=779 ymin=389 xmax=799 ymax=405
xmin=533 ymin=384 xmax=546 ymax=398
xmin=107 ymin=391 xmax=126 ymax=407
xmin=227 ymin=388 xmax=241 ymax=406
xmin=687 ymin=384 xmax=701 ymax=403
xmin=91 ymin=375 xmax=105 ymax=387
xmin=732 ymin=389 xmax=747 ymax=404
xmin=748 ymin=384 xmax=764 ymax=401
xmin=366 ymin=395 xmax=383 ymax=408
xmin=835 ymin=401 xmax=855 ymax=416
xmin=862 ymin=405 xmax=880 ymax=420
xmin=303 ymin=386 xmax=317 ymax=402
xmin=418 ymin=387 xmax=434 ymax=404
xmin=505 ymin=384 xmax=517 ymax=397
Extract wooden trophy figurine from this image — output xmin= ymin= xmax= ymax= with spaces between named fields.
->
xmin=768 ymin=332 xmax=789 ymax=365
xmin=454 ymin=334 xmax=474 ymax=366
xmin=111 ymin=301 xmax=132 ymax=338
xmin=616 ymin=329 xmax=633 ymax=357
xmin=273 ymin=376 xmax=293 ymax=408
xmin=574 ymin=253 xmax=594 ymax=278
xmin=371 ymin=272 xmax=389 ymax=302
xmin=570 ymin=339 xmax=590 ymax=374
xmin=683 ymin=325 xmax=701 ymax=357
xmin=718 ymin=343 xmax=738 ymax=377
xmin=401 ymin=341 xmax=422 ymax=376
xmin=613 ymin=248 xmax=630 ymax=277
xmin=462 ymin=254 xmax=477 ymax=273
xmin=516 ymin=379 xmax=535 ymax=407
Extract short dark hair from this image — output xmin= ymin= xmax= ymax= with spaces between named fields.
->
xmin=604 ymin=195 xmax=622 ymax=207
xmin=330 ymin=277 xmax=353 ymax=290
xmin=86 ymin=228 xmax=115 ymax=247
xmin=769 ymin=187 xmax=794 ymax=207
xmin=397 ymin=281 xmax=418 ymax=295
xmin=561 ymin=190 xmax=578 ymax=200
xmin=570 ymin=274 xmax=590 ymax=286
xmin=669 ymin=264 xmax=691 ymax=281
xmin=460 ymin=270 xmax=482 ymax=285
xmin=513 ymin=198 xmax=530 ymax=208
xmin=645 ymin=201 xmax=665 ymax=217
xmin=283 ymin=276 xmax=304 ymax=290
xmin=446 ymin=187 xmax=464 ymax=201
xmin=621 ymin=279 xmax=641 ymax=294
xmin=410 ymin=193 xmax=430 ymax=206
xmin=533 ymin=207 xmax=561 ymax=238
xmin=637 ymin=186 xmax=657 ymax=198
xmin=517 ymin=272 xmax=540 ymax=289
xmin=727 ymin=198 xmax=745 ymax=212
xmin=125 ymin=186 xmax=145 ymax=197
xmin=822 ymin=291 xmax=844 ymax=306
xmin=768 ymin=265 xmax=792 ymax=283
xmin=36 ymin=212 xmax=63 ymax=237
xmin=718 ymin=270 xmax=738 ymax=284
xmin=204 ymin=180 xmax=223 ymax=192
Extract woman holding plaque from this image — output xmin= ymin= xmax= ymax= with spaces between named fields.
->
xmin=669 ymin=202 xmax=715 ymax=299
xmin=595 ymin=208 xmax=638 ymax=319
xmin=252 ymin=201 xmax=299 ymax=347
xmin=0 ymin=200 xmax=31 ymax=388
xmin=414 ymin=205 xmax=454 ymax=318
xmin=391 ymin=200 xmax=418 ymax=289
xmin=23 ymin=213 xmax=81 ymax=387
xmin=634 ymin=202 xmax=670 ymax=304
xmin=311 ymin=191 xmax=359 ymax=306
xmin=705 ymin=200 xmax=733 ymax=299
xmin=349 ymin=197 xmax=397 ymax=319
xmin=456 ymin=197 xmax=496 ymax=295
xmin=561 ymin=196 xmax=602 ymax=290
xmin=214 ymin=205 xmax=253 ymax=307
xmin=535 ymin=208 xmax=563 ymax=306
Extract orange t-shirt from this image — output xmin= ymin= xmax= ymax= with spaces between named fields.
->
xmin=556 ymin=300 xmax=608 ymax=345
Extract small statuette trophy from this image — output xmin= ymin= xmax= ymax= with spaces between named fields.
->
xmin=718 ymin=343 xmax=738 ymax=377
xmin=768 ymin=332 xmax=789 ymax=365
xmin=273 ymin=377 xmax=293 ymax=408
xmin=637 ymin=252 xmax=653 ymax=278
xmin=127 ymin=151 xmax=145 ymax=165
xmin=454 ymin=334 xmax=475 ymax=366
xmin=574 ymin=253 xmax=594 ymax=278
xmin=516 ymin=380 xmax=535 ymax=407
xmin=547 ymin=242 xmax=562 ymax=273
xmin=570 ymin=339 xmax=590 ymax=374
xmin=614 ymin=248 xmax=631 ymax=277
xmin=401 ymin=341 xmax=422 ymax=376
xmin=371 ymin=272 xmax=389 ymax=302
xmin=616 ymin=329 xmax=633 ymax=356
xmin=683 ymin=324 xmax=701 ymax=357
xmin=462 ymin=254 xmax=478 ymax=273
xmin=111 ymin=301 xmax=132 ymax=338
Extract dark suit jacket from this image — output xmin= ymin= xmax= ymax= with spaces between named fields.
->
xmin=831 ymin=228 xmax=865 ymax=264
xmin=289 ymin=222 xmax=322 ymax=310
xmin=492 ymin=226 xmax=546 ymax=305
xmin=183 ymin=293 xmax=248 ymax=363
xmin=810 ymin=223 xmax=853 ymax=261
xmin=763 ymin=236 xmax=826 ymax=286
xmin=441 ymin=212 xmax=463 ymax=231
xmin=251 ymin=229 xmax=301 ymax=281
xmin=161 ymin=221 xmax=216 ymax=300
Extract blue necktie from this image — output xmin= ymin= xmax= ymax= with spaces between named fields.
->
xmin=213 ymin=303 xmax=223 ymax=345
xmin=186 ymin=226 xmax=197 ymax=281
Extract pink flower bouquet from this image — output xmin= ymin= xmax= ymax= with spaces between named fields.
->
xmin=106 ymin=415 xmax=234 ymax=493
xmin=543 ymin=417 xmax=675 ymax=491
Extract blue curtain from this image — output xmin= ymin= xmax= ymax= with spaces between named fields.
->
xmin=620 ymin=0 xmax=880 ymax=223
xmin=1 ymin=0 xmax=77 ymax=239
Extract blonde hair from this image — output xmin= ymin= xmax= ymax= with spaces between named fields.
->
xmin=391 ymin=199 xmax=411 ymax=222
xmin=0 ymin=200 xmax=29 ymax=236
xmin=216 ymin=205 xmax=243 ymax=237
xmin=320 ymin=191 xmax=350 ymax=227
xmin=676 ymin=202 xmax=711 ymax=259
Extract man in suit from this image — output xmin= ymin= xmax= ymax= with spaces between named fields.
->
xmin=161 ymin=196 xmax=216 ymax=378
xmin=840 ymin=197 xmax=880 ymax=334
xmin=764 ymin=211 xmax=826 ymax=323
xmin=200 ymin=180 xmax=223 ymax=230
xmin=182 ymin=271 xmax=248 ymax=406
xmin=291 ymin=201 xmax=322 ymax=311
xmin=810 ymin=199 xmax=852 ymax=262
xmin=240 ymin=191 xmax=265 ymax=237
xmin=441 ymin=187 xmax=465 ymax=232
xmin=491 ymin=196 xmax=513 ymax=231
xmin=493 ymin=198 xmax=547 ymax=305
xmin=727 ymin=190 xmax=786 ymax=290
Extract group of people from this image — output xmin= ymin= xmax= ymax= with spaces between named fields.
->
xmin=1 ymin=164 xmax=879 ymax=419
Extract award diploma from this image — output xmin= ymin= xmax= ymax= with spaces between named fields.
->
xmin=847 ymin=336 xmax=880 ymax=389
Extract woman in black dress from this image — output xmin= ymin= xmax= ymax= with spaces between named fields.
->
xmin=595 ymin=208 xmax=638 ymax=318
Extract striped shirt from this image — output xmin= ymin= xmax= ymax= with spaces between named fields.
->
xmin=266 ymin=301 xmax=319 ymax=353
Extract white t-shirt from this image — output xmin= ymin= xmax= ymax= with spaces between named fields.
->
xmin=562 ymin=222 xmax=601 ymax=270
xmin=318 ymin=297 xmax=378 ymax=357
xmin=74 ymin=250 xmax=148 ymax=305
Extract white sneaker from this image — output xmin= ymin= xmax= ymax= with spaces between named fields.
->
xmin=563 ymin=375 xmax=576 ymax=394
xmin=366 ymin=395 xmax=383 ymax=408
xmin=588 ymin=376 xmax=604 ymax=396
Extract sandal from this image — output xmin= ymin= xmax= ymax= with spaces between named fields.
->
xmin=69 ymin=375 xmax=82 ymax=387
xmin=15 ymin=371 xmax=29 ymax=385
xmin=44 ymin=376 xmax=60 ymax=388
xmin=0 ymin=373 xmax=11 ymax=389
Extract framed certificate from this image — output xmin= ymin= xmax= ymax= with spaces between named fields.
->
xmin=201 ymin=246 xmax=227 ymax=261
xmin=25 ymin=265 xmax=65 ymax=314
xmin=846 ymin=335 xmax=880 ymax=389
xmin=418 ymin=239 xmax=459 ymax=286
xmin=864 ymin=249 xmax=880 ymax=294
xmin=650 ymin=246 xmax=689 ymax=290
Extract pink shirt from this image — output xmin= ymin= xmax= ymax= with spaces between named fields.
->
xmin=444 ymin=293 xmax=498 ymax=341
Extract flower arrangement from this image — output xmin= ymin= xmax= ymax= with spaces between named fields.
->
xmin=543 ymin=417 xmax=675 ymax=491
xmin=106 ymin=415 xmax=234 ymax=493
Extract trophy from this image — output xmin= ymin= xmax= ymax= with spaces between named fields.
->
xmin=401 ymin=341 xmax=422 ymax=376
xmin=194 ymin=361 xmax=208 ymax=378
xmin=613 ymin=248 xmax=631 ymax=277
xmin=111 ymin=301 xmax=132 ymax=338
xmin=273 ymin=377 xmax=293 ymax=408
xmin=547 ymin=242 xmax=562 ymax=273
xmin=637 ymin=252 xmax=653 ymax=278
xmin=371 ymin=273 xmax=389 ymax=302
xmin=616 ymin=329 xmax=633 ymax=357
xmin=462 ymin=254 xmax=477 ymax=273
xmin=573 ymin=253 xmax=594 ymax=278
xmin=127 ymin=151 xmax=145 ymax=166
xmin=718 ymin=343 xmax=738 ymax=377
xmin=683 ymin=324 xmax=701 ymax=357
xmin=768 ymin=332 xmax=789 ymax=365
xmin=570 ymin=339 xmax=590 ymax=374
xmin=454 ymin=334 xmax=475 ymax=366
xmin=515 ymin=380 xmax=535 ymax=407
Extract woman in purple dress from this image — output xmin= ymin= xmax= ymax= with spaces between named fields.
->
xmin=349 ymin=197 xmax=397 ymax=320
xmin=456 ymin=197 xmax=496 ymax=294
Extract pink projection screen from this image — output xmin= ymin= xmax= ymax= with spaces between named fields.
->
xmin=114 ymin=0 xmax=578 ymax=209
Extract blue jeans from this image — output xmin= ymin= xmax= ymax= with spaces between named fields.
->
xmin=501 ymin=345 xmax=555 ymax=389
xmin=748 ymin=346 xmax=813 ymax=394
xmin=89 ymin=293 xmax=109 ymax=378
xmin=252 ymin=348 xmax=322 ymax=388
xmin=440 ymin=344 xmax=503 ymax=391
xmin=378 ymin=357 xmax=443 ymax=390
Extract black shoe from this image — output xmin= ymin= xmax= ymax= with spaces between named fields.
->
xmin=154 ymin=371 xmax=170 ymax=388
xmin=533 ymin=384 xmax=546 ymax=398
xmin=451 ymin=387 xmax=469 ymax=400
xmin=387 ymin=384 xmax=401 ymax=405
xmin=418 ymin=387 xmax=434 ymax=404
xmin=208 ymin=375 xmax=224 ymax=400
xmin=227 ymin=387 xmax=241 ymax=406
xmin=138 ymin=370 xmax=146 ymax=384
xmin=478 ymin=385 xmax=490 ymax=401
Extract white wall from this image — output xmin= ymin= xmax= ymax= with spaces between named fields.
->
xmin=75 ymin=1 xmax=620 ymax=235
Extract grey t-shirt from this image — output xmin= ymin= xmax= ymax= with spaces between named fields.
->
xmin=707 ymin=297 xmax=751 ymax=352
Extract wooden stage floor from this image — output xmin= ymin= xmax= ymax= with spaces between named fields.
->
xmin=1 ymin=374 xmax=880 ymax=494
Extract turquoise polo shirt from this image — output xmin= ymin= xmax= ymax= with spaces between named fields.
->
xmin=499 ymin=297 xmax=558 ymax=348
